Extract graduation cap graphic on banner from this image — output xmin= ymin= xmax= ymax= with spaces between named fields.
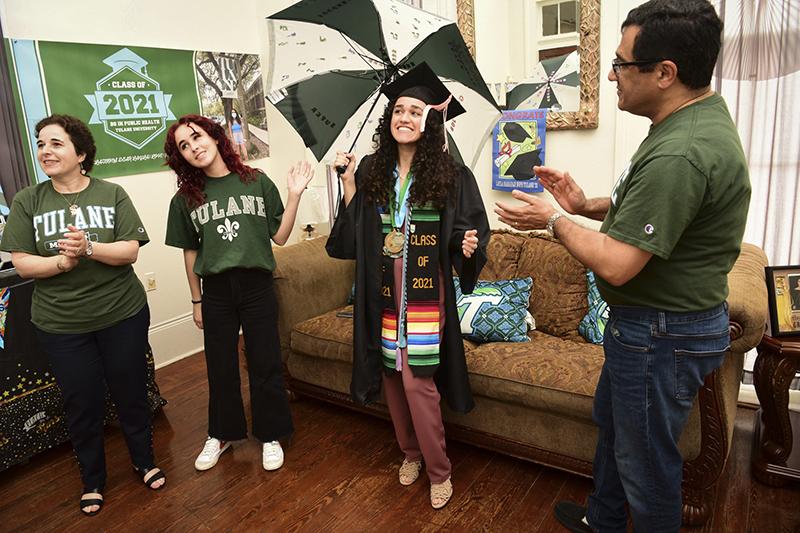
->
xmin=491 ymin=109 xmax=547 ymax=192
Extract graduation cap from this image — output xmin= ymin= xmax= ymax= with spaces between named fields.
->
xmin=502 ymin=122 xmax=531 ymax=143
xmin=504 ymin=150 xmax=543 ymax=180
xmin=382 ymin=62 xmax=466 ymax=127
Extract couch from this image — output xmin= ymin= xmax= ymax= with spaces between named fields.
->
xmin=272 ymin=230 xmax=768 ymax=526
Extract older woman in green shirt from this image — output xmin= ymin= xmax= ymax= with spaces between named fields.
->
xmin=0 ymin=115 xmax=163 ymax=516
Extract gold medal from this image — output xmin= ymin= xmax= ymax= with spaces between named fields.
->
xmin=383 ymin=228 xmax=404 ymax=256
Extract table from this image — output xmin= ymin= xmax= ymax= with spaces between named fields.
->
xmin=751 ymin=334 xmax=800 ymax=486
xmin=0 ymin=269 xmax=165 ymax=472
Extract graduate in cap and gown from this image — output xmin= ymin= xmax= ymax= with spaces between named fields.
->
xmin=326 ymin=63 xmax=490 ymax=509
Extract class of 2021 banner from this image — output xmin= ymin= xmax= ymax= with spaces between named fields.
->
xmin=6 ymin=39 xmax=202 ymax=181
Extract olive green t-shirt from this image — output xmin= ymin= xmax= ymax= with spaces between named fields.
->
xmin=0 ymin=179 xmax=149 ymax=333
xmin=597 ymin=94 xmax=751 ymax=311
xmin=165 ymin=172 xmax=284 ymax=276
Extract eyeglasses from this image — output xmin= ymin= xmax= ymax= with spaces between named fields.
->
xmin=611 ymin=58 xmax=666 ymax=75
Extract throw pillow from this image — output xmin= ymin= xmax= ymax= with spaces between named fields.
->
xmin=454 ymin=277 xmax=533 ymax=343
xmin=578 ymin=270 xmax=609 ymax=344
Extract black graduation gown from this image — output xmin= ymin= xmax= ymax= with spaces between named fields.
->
xmin=326 ymin=154 xmax=490 ymax=414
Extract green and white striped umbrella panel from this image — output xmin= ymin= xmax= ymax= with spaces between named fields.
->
xmin=506 ymin=51 xmax=580 ymax=111
xmin=265 ymin=0 xmax=500 ymax=168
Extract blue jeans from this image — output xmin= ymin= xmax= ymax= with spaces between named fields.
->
xmin=586 ymin=303 xmax=730 ymax=533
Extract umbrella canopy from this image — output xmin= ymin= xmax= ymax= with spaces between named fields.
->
xmin=265 ymin=0 xmax=500 ymax=167
xmin=506 ymin=50 xmax=579 ymax=111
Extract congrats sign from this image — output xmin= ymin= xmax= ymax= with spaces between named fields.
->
xmin=6 ymin=40 xmax=262 ymax=181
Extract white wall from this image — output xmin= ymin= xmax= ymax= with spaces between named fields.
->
xmin=0 ymin=0 xmax=650 ymax=367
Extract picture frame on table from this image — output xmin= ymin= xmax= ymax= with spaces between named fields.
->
xmin=765 ymin=265 xmax=800 ymax=337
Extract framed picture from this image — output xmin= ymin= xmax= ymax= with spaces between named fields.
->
xmin=765 ymin=265 xmax=800 ymax=337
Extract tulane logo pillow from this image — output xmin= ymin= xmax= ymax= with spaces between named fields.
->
xmin=454 ymin=277 xmax=533 ymax=343
xmin=578 ymin=270 xmax=609 ymax=344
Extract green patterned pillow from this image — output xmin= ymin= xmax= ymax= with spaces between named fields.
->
xmin=578 ymin=270 xmax=609 ymax=344
xmin=454 ymin=277 xmax=533 ymax=343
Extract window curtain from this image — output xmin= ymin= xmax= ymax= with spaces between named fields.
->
xmin=0 ymin=22 xmax=32 ymax=211
xmin=714 ymin=1 xmax=800 ymax=390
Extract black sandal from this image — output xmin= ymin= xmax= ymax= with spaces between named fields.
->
xmin=80 ymin=489 xmax=104 ymax=516
xmin=133 ymin=465 xmax=166 ymax=490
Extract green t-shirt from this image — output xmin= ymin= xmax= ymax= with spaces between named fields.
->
xmin=0 ymin=179 xmax=150 ymax=333
xmin=165 ymin=171 xmax=284 ymax=276
xmin=597 ymin=94 xmax=751 ymax=312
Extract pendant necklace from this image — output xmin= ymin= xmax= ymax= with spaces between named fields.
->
xmin=384 ymin=170 xmax=413 ymax=257
xmin=57 ymin=190 xmax=81 ymax=216
xmin=54 ymin=178 xmax=88 ymax=216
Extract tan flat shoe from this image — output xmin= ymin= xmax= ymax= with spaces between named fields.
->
xmin=398 ymin=458 xmax=422 ymax=486
xmin=430 ymin=478 xmax=453 ymax=509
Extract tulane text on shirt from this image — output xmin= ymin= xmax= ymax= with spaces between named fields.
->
xmin=189 ymin=195 xmax=266 ymax=230
xmin=33 ymin=206 xmax=115 ymax=241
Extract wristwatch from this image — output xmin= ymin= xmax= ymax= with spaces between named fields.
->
xmin=546 ymin=212 xmax=564 ymax=238
xmin=84 ymin=235 xmax=94 ymax=256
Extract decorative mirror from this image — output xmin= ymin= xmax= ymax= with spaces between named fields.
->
xmin=456 ymin=0 xmax=600 ymax=130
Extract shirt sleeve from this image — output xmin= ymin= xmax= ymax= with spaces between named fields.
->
xmin=114 ymin=185 xmax=150 ymax=245
xmin=165 ymin=194 xmax=200 ymax=250
xmin=605 ymin=155 xmax=707 ymax=260
xmin=0 ymin=189 xmax=37 ymax=254
xmin=261 ymin=173 xmax=284 ymax=238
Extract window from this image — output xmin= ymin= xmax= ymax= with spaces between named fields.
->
xmin=541 ymin=1 xmax=578 ymax=37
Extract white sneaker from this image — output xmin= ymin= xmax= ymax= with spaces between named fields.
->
xmin=262 ymin=441 xmax=284 ymax=471
xmin=194 ymin=437 xmax=231 ymax=471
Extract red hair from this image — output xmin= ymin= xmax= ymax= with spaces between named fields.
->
xmin=164 ymin=114 xmax=258 ymax=208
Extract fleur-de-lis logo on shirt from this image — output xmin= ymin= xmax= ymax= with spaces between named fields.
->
xmin=217 ymin=218 xmax=240 ymax=242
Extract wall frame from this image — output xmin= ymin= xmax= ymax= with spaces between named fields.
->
xmin=455 ymin=0 xmax=600 ymax=130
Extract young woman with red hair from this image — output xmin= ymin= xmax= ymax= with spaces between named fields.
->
xmin=164 ymin=114 xmax=312 ymax=472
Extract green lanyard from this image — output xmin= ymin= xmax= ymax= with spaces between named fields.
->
xmin=389 ymin=168 xmax=413 ymax=229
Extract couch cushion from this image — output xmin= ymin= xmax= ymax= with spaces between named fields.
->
xmin=465 ymin=331 xmax=604 ymax=418
xmin=290 ymin=313 xmax=704 ymax=461
xmin=293 ymin=308 xmax=604 ymax=420
xmin=480 ymin=231 xmax=526 ymax=281
xmin=516 ymin=234 xmax=587 ymax=340
xmin=291 ymin=306 xmax=482 ymax=365
xmin=291 ymin=306 xmax=354 ymax=364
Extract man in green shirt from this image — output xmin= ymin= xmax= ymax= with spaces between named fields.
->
xmin=495 ymin=1 xmax=750 ymax=531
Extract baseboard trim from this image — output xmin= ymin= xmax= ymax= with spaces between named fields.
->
xmin=148 ymin=313 xmax=204 ymax=369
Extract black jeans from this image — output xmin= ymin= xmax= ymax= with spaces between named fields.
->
xmin=35 ymin=304 xmax=153 ymax=490
xmin=201 ymin=268 xmax=293 ymax=443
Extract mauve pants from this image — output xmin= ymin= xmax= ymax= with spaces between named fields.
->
xmin=382 ymin=257 xmax=451 ymax=484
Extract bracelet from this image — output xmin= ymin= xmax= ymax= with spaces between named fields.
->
xmin=546 ymin=212 xmax=565 ymax=238
xmin=56 ymin=257 xmax=67 ymax=272
xmin=191 ymin=299 xmax=202 ymax=304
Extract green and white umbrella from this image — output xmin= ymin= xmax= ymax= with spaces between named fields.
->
xmin=506 ymin=51 xmax=580 ymax=111
xmin=265 ymin=0 xmax=500 ymax=168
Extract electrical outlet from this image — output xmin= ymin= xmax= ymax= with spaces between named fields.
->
xmin=144 ymin=272 xmax=157 ymax=291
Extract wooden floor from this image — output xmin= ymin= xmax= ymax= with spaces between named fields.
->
xmin=1 ymin=352 xmax=799 ymax=532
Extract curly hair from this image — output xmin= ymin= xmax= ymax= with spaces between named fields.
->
xmin=35 ymin=114 xmax=96 ymax=172
xmin=164 ymin=114 xmax=257 ymax=208
xmin=363 ymin=98 xmax=458 ymax=209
